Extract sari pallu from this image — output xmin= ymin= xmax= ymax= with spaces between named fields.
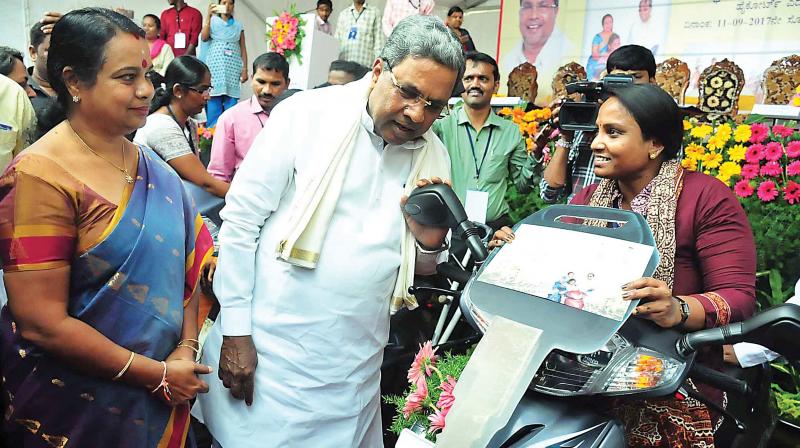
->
xmin=0 ymin=146 xmax=213 ymax=448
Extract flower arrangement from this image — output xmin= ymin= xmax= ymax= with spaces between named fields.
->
xmin=498 ymin=106 xmax=553 ymax=158
xmin=197 ymin=125 xmax=215 ymax=155
xmin=384 ymin=342 xmax=471 ymax=441
xmin=266 ymin=5 xmax=306 ymax=64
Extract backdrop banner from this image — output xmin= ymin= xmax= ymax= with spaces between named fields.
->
xmin=497 ymin=0 xmax=800 ymax=107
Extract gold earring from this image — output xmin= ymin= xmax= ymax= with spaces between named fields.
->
xmin=72 ymin=95 xmax=81 ymax=103
xmin=649 ymin=153 xmax=657 ymax=160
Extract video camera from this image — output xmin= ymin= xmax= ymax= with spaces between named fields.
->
xmin=558 ymin=74 xmax=634 ymax=132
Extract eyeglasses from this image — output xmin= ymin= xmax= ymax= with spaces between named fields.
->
xmin=183 ymin=85 xmax=213 ymax=95
xmin=519 ymin=1 xmax=558 ymax=12
xmin=383 ymin=60 xmax=450 ymax=119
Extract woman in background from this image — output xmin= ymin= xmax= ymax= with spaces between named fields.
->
xmin=0 ymin=8 xmax=213 ymax=447
xmin=142 ymin=14 xmax=174 ymax=76
xmin=134 ymin=56 xmax=229 ymax=198
xmin=201 ymin=0 xmax=248 ymax=127
xmin=586 ymin=14 xmax=614 ymax=80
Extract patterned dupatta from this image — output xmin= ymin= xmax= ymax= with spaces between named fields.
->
xmin=0 ymin=146 xmax=213 ymax=448
xmin=586 ymin=160 xmax=717 ymax=447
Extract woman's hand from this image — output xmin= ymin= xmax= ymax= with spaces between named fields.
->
xmin=200 ymin=258 xmax=217 ymax=300
xmin=240 ymin=68 xmax=249 ymax=83
xmin=488 ymin=226 xmax=514 ymax=250
xmin=622 ymin=277 xmax=683 ymax=328
xmin=207 ymin=3 xmax=217 ymax=17
xmin=161 ymin=359 xmax=212 ymax=405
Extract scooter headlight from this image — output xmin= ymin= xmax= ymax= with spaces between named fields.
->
xmin=531 ymin=334 xmax=684 ymax=396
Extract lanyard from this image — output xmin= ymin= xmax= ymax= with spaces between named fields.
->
xmin=408 ymin=0 xmax=420 ymax=8
xmin=251 ymin=98 xmax=266 ymax=128
xmin=175 ymin=7 xmax=182 ymax=32
xmin=167 ymin=105 xmax=197 ymax=154
xmin=351 ymin=6 xmax=365 ymax=23
xmin=465 ymin=125 xmax=493 ymax=180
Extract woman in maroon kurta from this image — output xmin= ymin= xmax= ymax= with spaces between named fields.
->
xmin=495 ymin=84 xmax=756 ymax=447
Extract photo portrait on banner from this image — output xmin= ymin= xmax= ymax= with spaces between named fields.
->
xmin=497 ymin=0 xmax=800 ymax=109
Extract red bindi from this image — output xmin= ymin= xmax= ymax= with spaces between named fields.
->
xmin=142 ymin=59 xmax=147 ymax=68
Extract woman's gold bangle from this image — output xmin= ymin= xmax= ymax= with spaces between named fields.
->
xmin=113 ymin=351 xmax=135 ymax=381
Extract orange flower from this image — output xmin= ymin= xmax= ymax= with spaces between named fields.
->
xmin=511 ymin=108 xmax=525 ymax=122
xmin=525 ymin=122 xmax=538 ymax=135
xmin=498 ymin=107 xmax=513 ymax=116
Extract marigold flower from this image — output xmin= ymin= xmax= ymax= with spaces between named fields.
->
xmin=741 ymin=163 xmax=759 ymax=180
xmin=690 ymin=124 xmax=713 ymax=139
xmin=719 ymin=161 xmax=741 ymax=177
xmin=745 ymin=144 xmax=765 ymax=164
xmin=749 ymin=123 xmax=769 ymax=144
xmin=733 ymin=124 xmax=751 ymax=143
xmin=727 ymin=144 xmax=746 ymax=162
xmin=757 ymin=180 xmax=779 ymax=202
xmin=498 ymin=107 xmax=513 ymax=116
xmin=511 ymin=108 xmax=525 ymax=121
xmin=764 ymin=142 xmax=784 ymax=161
xmin=681 ymin=157 xmax=697 ymax=171
xmin=787 ymin=141 xmax=800 ymax=158
xmin=683 ymin=120 xmax=692 ymax=131
xmin=787 ymin=161 xmax=800 ymax=176
xmin=525 ymin=122 xmax=538 ymax=135
xmin=784 ymin=181 xmax=800 ymax=205
xmin=703 ymin=151 xmax=723 ymax=169
xmin=734 ymin=179 xmax=754 ymax=198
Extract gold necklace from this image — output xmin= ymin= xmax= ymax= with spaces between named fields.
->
xmin=68 ymin=122 xmax=134 ymax=184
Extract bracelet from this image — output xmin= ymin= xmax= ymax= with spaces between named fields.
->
xmin=112 ymin=351 xmax=135 ymax=381
xmin=177 ymin=343 xmax=200 ymax=355
xmin=178 ymin=338 xmax=200 ymax=347
xmin=555 ymin=137 xmax=572 ymax=149
xmin=415 ymin=238 xmax=450 ymax=254
xmin=151 ymin=361 xmax=172 ymax=402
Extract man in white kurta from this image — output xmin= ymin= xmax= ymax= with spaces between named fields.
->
xmin=193 ymin=15 xmax=464 ymax=447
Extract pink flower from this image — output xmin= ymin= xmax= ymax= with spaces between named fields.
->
xmin=764 ymin=142 xmax=784 ymax=161
xmin=402 ymin=377 xmax=429 ymax=418
xmin=428 ymin=408 xmax=447 ymax=434
xmin=202 ymin=130 xmax=212 ymax=139
xmin=760 ymin=161 xmax=783 ymax=177
xmin=784 ymin=181 xmax=800 ymax=205
xmin=745 ymin=144 xmax=765 ymax=163
xmin=750 ymin=123 xmax=769 ymax=143
xmin=788 ymin=161 xmax=800 ymax=176
xmin=436 ymin=376 xmax=457 ymax=412
xmin=734 ymin=180 xmax=754 ymax=198
xmin=757 ymin=180 xmax=779 ymax=202
xmin=787 ymin=141 xmax=800 ymax=158
xmin=740 ymin=163 xmax=759 ymax=180
xmin=407 ymin=341 xmax=438 ymax=384
xmin=772 ymin=124 xmax=795 ymax=139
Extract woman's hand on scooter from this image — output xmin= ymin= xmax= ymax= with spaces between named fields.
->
xmin=621 ymin=277 xmax=683 ymax=328
xmin=488 ymin=226 xmax=514 ymax=249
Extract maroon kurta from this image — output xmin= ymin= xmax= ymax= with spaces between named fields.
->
xmin=571 ymin=170 xmax=757 ymax=446
xmin=571 ymin=170 xmax=756 ymax=326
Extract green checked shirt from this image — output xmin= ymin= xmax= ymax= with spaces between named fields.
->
xmin=433 ymin=105 xmax=541 ymax=222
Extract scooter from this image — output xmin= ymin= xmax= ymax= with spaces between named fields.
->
xmin=401 ymin=184 xmax=791 ymax=447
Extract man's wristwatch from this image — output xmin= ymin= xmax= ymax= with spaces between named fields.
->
xmin=673 ymin=296 xmax=690 ymax=329
xmin=415 ymin=239 xmax=450 ymax=254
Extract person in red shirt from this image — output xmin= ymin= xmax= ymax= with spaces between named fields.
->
xmin=160 ymin=0 xmax=203 ymax=57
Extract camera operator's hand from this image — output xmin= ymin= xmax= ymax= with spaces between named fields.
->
xmin=549 ymin=100 xmax=575 ymax=143
xmin=488 ymin=226 xmax=514 ymax=250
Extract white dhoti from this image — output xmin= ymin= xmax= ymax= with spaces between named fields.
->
xmin=193 ymin=77 xmax=448 ymax=447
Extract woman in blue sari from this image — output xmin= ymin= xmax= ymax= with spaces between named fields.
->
xmin=201 ymin=0 xmax=248 ymax=127
xmin=0 ymin=9 xmax=213 ymax=447
xmin=586 ymin=14 xmax=615 ymax=80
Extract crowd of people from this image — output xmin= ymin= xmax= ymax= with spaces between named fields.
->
xmin=0 ymin=2 xmax=767 ymax=448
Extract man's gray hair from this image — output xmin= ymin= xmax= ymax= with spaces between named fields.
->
xmin=381 ymin=15 xmax=465 ymax=82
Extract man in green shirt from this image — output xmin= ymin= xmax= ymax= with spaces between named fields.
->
xmin=433 ymin=51 xmax=541 ymax=231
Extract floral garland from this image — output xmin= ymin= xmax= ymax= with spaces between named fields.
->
xmin=266 ymin=5 xmax=306 ymax=64
xmin=498 ymin=106 xmax=553 ymax=160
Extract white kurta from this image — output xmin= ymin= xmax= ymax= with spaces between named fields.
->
xmin=192 ymin=78 xmax=443 ymax=447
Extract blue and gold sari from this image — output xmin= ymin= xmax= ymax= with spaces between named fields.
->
xmin=0 ymin=146 xmax=213 ymax=447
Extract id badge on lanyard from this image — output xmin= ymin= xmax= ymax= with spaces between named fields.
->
xmin=174 ymin=9 xmax=187 ymax=49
